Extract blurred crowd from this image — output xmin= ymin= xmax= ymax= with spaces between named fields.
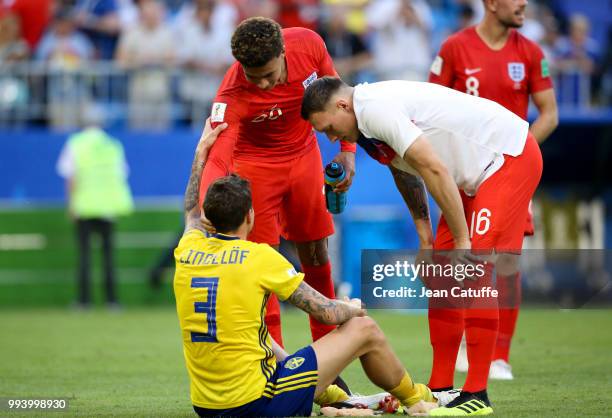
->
xmin=0 ymin=0 xmax=610 ymax=129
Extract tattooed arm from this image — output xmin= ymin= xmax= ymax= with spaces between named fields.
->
xmin=287 ymin=281 xmax=366 ymax=325
xmin=183 ymin=119 xmax=228 ymax=233
xmin=389 ymin=164 xmax=434 ymax=249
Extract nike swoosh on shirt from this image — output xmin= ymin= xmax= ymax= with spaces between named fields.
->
xmin=465 ymin=68 xmax=482 ymax=75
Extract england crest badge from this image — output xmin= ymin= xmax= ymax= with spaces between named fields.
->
xmin=508 ymin=62 xmax=525 ymax=82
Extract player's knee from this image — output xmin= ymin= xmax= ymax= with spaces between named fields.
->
xmin=348 ymin=316 xmax=385 ymax=347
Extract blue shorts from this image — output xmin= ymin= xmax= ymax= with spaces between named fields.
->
xmin=193 ymin=346 xmax=318 ymax=417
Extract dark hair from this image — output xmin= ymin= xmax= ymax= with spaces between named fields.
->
xmin=204 ymin=175 xmax=252 ymax=234
xmin=301 ymin=76 xmax=346 ymax=120
xmin=231 ymin=17 xmax=284 ymax=68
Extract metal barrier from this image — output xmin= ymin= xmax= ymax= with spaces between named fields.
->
xmin=0 ymin=61 xmax=600 ymax=130
xmin=0 ymin=61 xmax=222 ymax=130
xmin=553 ymin=67 xmax=592 ymax=109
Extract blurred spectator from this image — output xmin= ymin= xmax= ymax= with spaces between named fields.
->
xmin=555 ymin=14 xmax=600 ymax=77
xmin=116 ymin=0 xmax=138 ymax=29
xmin=0 ymin=12 xmax=29 ymax=65
xmin=35 ymin=9 xmax=94 ymax=68
xmin=56 ymin=109 xmax=134 ymax=309
xmin=554 ymin=14 xmax=600 ymax=107
xmin=36 ymin=9 xmax=95 ymax=128
xmin=0 ymin=11 xmax=29 ymax=124
xmin=115 ymin=0 xmax=174 ymax=130
xmin=539 ymin=10 xmax=561 ymax=63
xmin=367 ymin=0 xmax=433 ymax=81
xmin=278 ymin=0 xmax=319 ymax=30
xmin=456 ymin=3 xmax=474 ymax=31
xmin=519 ymin=1 xmax=545 ymax=43
xmin=322 ymin=0 xmax=369 ymax=35
xmin=238 ymin=0 xmax=280 ymax=20
xmin=319 ymin=4 xmax=371 ymax=84
xmin=73 ymin=0 xmax=121 ymax=60
xmin=457 ymin=0 xmax=483 ymax=24
xmin=176 ymin=0 xmax=236 ymax=125
xmin=174 ymin=0 xmax=238 ymax=30
xmin=6 ymin=0 xmax=53 ymax=51
xmin=163 ymin=0 xmax=185 ymax=15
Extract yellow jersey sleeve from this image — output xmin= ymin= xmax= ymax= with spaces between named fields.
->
xmin=178 ymin=228 xmax=205 ymax=246
xmin=257 ymin=245 xmax=304 ymax=301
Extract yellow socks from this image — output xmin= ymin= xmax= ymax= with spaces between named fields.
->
xmin=389 ymin=372 xmax=435 ymax=407
xmin=314 ymin=384 xmax=350 ymax=406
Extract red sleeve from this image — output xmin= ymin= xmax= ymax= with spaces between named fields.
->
xmin=428 ymin=39 xmax=456 ymax=87
xmin=527 ymin=42 xmax=553 ymax=94
xmin=199 ymin=65 xmax=246 ymax=206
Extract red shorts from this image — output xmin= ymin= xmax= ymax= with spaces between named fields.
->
xmin=434 ymin=133 xmax=542 ymax=253
xmin=234 ymin=144 xmax=334 ymax=245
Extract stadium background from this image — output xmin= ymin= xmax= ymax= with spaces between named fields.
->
xmin=0 ymin=0 xmax=611 ymax=416
xmin=1 ymin=0 xmax=610 ymax=306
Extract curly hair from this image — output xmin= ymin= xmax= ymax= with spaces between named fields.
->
xmin=231 ymin=17 xmax=284 ymax=68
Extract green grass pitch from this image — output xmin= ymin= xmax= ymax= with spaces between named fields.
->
xmin=1 ymin=307 xmax=611 ymax=417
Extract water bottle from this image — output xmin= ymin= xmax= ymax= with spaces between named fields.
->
xmin=324 ymin=162 xmax=347 ymax=214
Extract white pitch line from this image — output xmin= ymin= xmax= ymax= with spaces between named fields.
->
xmin=0 ymin=234 xmax=47 ymax=250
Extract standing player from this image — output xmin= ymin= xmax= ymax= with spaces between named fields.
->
xmin=199 ymin=17 xmax=356 ymax=348
xmin=429 ymin=0 xmax=558 ymax=380
xmin=301 ymin=77 xmax=544 ymax=415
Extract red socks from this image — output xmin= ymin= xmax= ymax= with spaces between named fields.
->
xmin=462 ymin=261 xmax=499 ymax=393
xmin=428 ymin=262 xmax=500 ymax=393
xmin=463 ymin=310 xmax=499 ymax=392
xmin=428 ymin=308 xmax=464 ymax=390
xmin=494 ymin=272 xmax=521 ymax=362
xmin=428 ymin=308 xmax=499 ymax=393
xmin=302 ymin=262 xmax=337 ymax=341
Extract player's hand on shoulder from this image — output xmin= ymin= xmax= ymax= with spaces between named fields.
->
xmin=332 ymin=151 xmax=356 ymax=192
xmin=200 ymin=213 xmax=216 ymax=234
xmin=196 ymin=118 xmax=228 ymax=163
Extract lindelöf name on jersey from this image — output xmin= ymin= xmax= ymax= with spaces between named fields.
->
xmin=178 ymin=247 xmax=250 ymax=266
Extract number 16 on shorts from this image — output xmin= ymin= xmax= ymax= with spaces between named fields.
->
xmin=470 ymin=208 xmax=491 ymax=238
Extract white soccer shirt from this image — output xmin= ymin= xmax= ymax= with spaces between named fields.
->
xmin=353 ymin=81 xmax=529 ymax=195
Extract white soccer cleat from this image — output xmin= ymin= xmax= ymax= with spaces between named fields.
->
xmin=489 ymin=359 xmax=514 ymax=380
xmin=433 ymin=389 xmax=461 ymax=407
xmin=345 ymin=392 xmax=391 ymax=410
xmin=455 ymin=338 xmax=468 ymax=373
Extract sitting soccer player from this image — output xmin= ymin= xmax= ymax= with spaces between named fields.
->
xmin=173 ymin=120 xmax=435 ymax=416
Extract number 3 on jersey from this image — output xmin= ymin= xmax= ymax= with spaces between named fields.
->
xmin=191 ymin=277 xmax=219 ymax=343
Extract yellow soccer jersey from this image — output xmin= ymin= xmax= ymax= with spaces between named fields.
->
xmin=173 ymin=230 xmax=304 ymax=409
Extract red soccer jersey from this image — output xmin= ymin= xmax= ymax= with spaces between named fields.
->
xmin=209 ymin=27 xmax=348 ymax=163
xmin=428 ymin=26 xmax=553 ymax=120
